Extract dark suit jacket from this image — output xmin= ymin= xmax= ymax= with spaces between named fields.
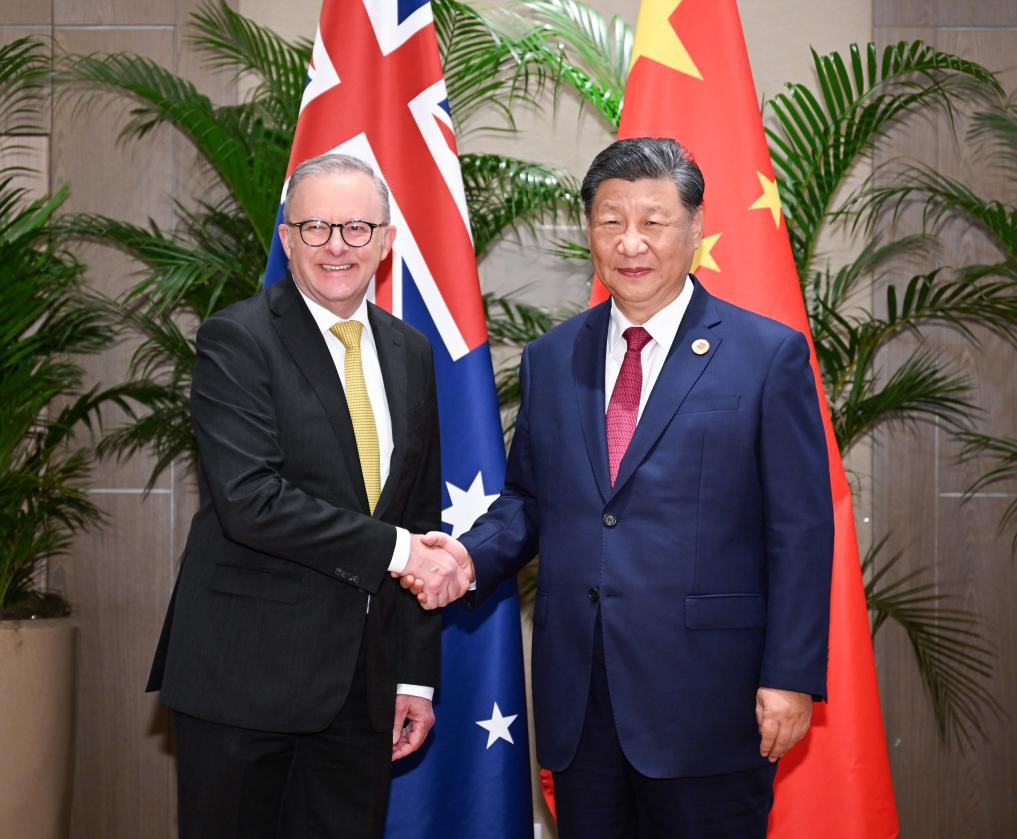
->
xmin=148 ymin=276 xmax=442 ymax=734
xmin=460 ymin=278 xmax=834 ymax=778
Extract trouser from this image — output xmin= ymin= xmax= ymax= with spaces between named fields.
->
xmin=552 ymin=613 xmax=778 ymax=839
xmin=173 ymin=641 xmax=391 ymax=839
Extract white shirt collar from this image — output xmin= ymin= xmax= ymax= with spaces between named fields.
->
xmin=608 ymin=275 xmax=694 ymax=355
xmin=295 ymin=287 xmax=372 ymax=339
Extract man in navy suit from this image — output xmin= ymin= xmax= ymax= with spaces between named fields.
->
xmin=418 ymin=137 xmax=834 ymax=838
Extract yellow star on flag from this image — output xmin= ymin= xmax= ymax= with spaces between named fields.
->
xmin=691 ymin=233 xmax=721 ymax=274
xmin=749 ymin=171 xmax=783 ymax=228
xmin=629 ymin=0 xmax=702 ymax=79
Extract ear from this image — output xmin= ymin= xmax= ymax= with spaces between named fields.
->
xmin=690 ymin=207 xmax=705 ymax=247
xmin=278 ymin=223 xmax=293 ymax=261
xmin=380 ymin=224 xmax=397 ymax=260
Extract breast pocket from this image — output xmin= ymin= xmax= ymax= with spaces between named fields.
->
xmin=679 ymin=395 xmax=741 ymax=414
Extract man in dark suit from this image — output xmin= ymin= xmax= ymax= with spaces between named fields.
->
xmin=421 ymin=138 xmax=834 ymax=838
xmin=148 ymin=153 xmax=471 ymax=839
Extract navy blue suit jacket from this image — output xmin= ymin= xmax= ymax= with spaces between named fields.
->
xmin=460 ymin=279 xmax=834 ymax=778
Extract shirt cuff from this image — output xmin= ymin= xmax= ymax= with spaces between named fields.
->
xmin=396 ymin=683 xmax=434 ymax=701
xmin=388 ymin=527 xmax=410 ymax=574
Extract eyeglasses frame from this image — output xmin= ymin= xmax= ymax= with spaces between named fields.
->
xmin=287 ymin=219 xmax=387 ymax=248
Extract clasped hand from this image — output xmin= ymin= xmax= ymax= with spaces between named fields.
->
xmin=393 ymin=532 xmax=474 ymax=609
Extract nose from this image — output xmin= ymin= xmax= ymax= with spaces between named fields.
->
xmin=325 ymin=228 xmax=351 ymax=256
xmin=616 ymin=224 xmax=648 ymax=256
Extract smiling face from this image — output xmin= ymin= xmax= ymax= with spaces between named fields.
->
xmin=279 ymin=170 xmax=396 ymax=319
xmin=587 ymin=176 xmax=703 ymax=324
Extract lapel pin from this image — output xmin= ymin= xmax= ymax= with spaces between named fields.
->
xmin=691 ymin=338 xmax=710 ymax=355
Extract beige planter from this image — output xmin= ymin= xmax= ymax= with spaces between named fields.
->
xmin=0 ymin=618 xmax=77 ymax=839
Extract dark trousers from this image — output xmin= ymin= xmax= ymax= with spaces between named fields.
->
xmin=552 ymin=615 xmax=778 ymax=839
xmin=173 ymin=644 xmax=391 ymax=839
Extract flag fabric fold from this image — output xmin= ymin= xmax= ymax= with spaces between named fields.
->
xmin=264 ymin=2 xmax=532 ymax=837
xmin=592 ymin=1 xmax=899 ymax=836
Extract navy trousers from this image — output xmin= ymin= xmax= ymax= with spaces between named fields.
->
xmin=552 ymin=614 xmax=778 ymax=839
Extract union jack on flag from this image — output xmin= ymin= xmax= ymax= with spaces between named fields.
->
xmin=263 ymin=2 xmax=533 ymax=837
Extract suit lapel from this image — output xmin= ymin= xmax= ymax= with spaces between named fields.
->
xmin=610 ymin=280 xmax=724 ymax=499
xmin=268 ymin=277 xmax=370 ymax=513
xmin=368 ymin=303 xmax=407 ymax=519
xmin=573 ymin=302 xmax=613 ymax=503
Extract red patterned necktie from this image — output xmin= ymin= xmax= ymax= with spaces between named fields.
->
xmin=606 ymin=326 xmax=653 ymax=485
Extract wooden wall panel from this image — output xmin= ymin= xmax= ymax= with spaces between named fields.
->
xmin=37 ymin=4 xmax=235 ymax=837
xmin=51 ymin=27 xmax=178 ymax=495
xmin=872 ymin=9 xmax=1017 ymax=839
xmin=53 ymin=1 xmax=176 ymax=26
xmin=52 ymin=494 xmax=177 ymax=839
xmin=1 ymin=1 xmax=52 ymax=25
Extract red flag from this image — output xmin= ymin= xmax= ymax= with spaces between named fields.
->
xmin=588 ymin=1 xmax=899 ymax=835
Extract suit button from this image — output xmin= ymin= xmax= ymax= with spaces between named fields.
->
xmin=588 ymin=587 xmax=600 ymax=603
xmin=603 ymin=513 xmax=617 ymax=527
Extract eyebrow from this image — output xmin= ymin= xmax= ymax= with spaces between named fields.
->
xmin=595 ymin=203 xmax=673 ymax=215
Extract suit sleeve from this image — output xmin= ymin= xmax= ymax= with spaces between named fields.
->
xmin=757 ymin=330 xmax=834 ymax=700
xmin=394 ymin=341 xmax=442 ymax=689
xmin=191 ymin=313 xmax=397 ymax=593
xmin=459 ymin=343 xmax=541 ymax=604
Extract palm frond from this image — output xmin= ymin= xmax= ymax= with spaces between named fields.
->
xmin=833 ymin=346 xmax=974 ymax=452
xmin=956 ymin=431 xmax=1017 ymax=554
xmin=55 ymin=52 xmax=282 ymax=249
xmin=969 ymin=101 xmax=1017 ymax=177
xmin=849 ymin=163 xmax=1017 ymax=273
xmin=461 ymin=153 xmax=581 ymax=258
xmin=805 ymin=233 xmax=931 ymax=318
xmin=0 ymin=37 xmax=48 ymax=137
xmin=0 ymin=166 xmax=118 ymax=613
xmin=516 ymin=0 xmax=629 ymax=126
xmin=865 ymin=537 xmax=1004 ymax=747
xmin=882 ymin=270 xmax=1017 ymax=344
xmin=545 ymin=237 xmax=591 ymax=262
xmin=433 ymin=0 xmax=551 ymax=133
xmin=189 ymin=0 xmax=309 ymax=131
xmin=768 ymin=40 xmax=1001 ymax=279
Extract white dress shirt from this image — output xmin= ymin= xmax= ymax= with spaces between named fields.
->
xmin=296 ymin=289 xmax=430 ymax=700
xmin=605 ymin=276 xmax=694 ymax=419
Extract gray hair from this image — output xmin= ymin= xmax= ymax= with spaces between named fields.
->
xmin=580 ymin=137 xmax=705 ymax=216
xmin=285 ymin=153 xmax=391 ymax=224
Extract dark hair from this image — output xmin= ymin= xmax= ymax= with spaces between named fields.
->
xmin=285 ymin=153 xmax=391 ymax=223
xmin=580 ymin=137 xmax=705 ymax=216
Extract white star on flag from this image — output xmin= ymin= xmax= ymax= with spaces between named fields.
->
xmin=476 ymin=702 xmax=518 ymax=749
xmin=441 ymin=471 xmax=499 ymax=537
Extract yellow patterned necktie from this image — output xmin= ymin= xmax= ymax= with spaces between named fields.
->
xmin=329 ymin=320 xmax=381 ymax=513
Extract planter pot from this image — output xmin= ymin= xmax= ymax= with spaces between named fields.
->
xmin=0 ymin=618 xmax=77 ymax=839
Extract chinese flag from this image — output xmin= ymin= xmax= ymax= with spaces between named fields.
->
xmin=589 ymin=0 xmax=900 ymax=836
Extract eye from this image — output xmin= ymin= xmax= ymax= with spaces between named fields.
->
xmin=306 ymin=219 xmax=328 ymax=230
xmin=344 ymin=221 xmax=368 ymax=235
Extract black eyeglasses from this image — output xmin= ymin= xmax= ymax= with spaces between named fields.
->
xmin=287 ymin=219 xmax=386 ymax=248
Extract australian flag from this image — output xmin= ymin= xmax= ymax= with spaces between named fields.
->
xmin=263 ymin=2 xmax=533 ymax=837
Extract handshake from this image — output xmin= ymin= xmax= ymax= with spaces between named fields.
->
xmin=394 ymin=532 xmax=473 ymax=609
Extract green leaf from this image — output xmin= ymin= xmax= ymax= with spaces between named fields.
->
xmin=865 ymin=537 xmax=1005 ymax=748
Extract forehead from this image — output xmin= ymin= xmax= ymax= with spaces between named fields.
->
xmin=287 ymin=170 xmax=382 ymax=215
xmin=592 ymin=176 xmax=682 ymax=211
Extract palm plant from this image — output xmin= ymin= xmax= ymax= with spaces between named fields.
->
xmin=0 ymin=38 xmax=120 ymax=619
xmin=56 ymin=0 xmax=580 ymax=486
